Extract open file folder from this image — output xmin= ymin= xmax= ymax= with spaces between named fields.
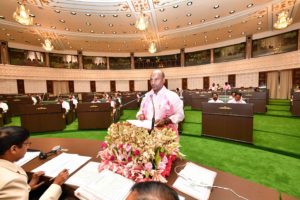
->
xmin=75 ymin=169 xmax=135 ymax=200
xmin=173 ymin=162 xmax=217 ymax=200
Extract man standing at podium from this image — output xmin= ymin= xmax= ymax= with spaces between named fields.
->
xmin=136 ymin=70 xmax=184 ymax=133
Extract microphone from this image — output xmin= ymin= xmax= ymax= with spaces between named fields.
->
xmin=39 ymin=145 xmax=61 ymax=160
xmin=150 ymin=94 xmax=155 ymax=133
xmin=120 ymin=93 xmax=145 ymax=108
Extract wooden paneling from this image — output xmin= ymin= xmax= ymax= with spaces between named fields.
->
xmin=203 ymin=77 xmax=209 ymax=90
xmin=228 ymin=74 xmax=236 ymax=87
xmin=148 ymin=80 xmax=151 ymax=91
xmin=68 ymin=81 xmax=74 ymax=93
xmin=182 ymin=78 xmax=188 ymax=90
xmin=17 ymin=79 xmax=25 ymax=94
xmin=46 ymin=80 xmax=53 ymax=94
xmin=259 ymin=72 xmax=267 ymax=86
xmin=90 ymin=81 xmax=96 ymax=92
xmin=293 ymin=68 xmax=300 ymax=86
xmin=110 ymin=80 xmax=116 ymax=92
xmin=129 ymin=80 xmax=134 ymax=92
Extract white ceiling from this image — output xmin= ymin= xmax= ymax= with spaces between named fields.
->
xmin=0 ymin=0 xmax=299 ymax=54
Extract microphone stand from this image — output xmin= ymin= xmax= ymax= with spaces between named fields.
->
xmin=150 ymin=95 xmax=155 ymax=133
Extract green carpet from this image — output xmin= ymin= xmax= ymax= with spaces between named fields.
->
xmin=4 ymin=100 xmax=300 ymax=198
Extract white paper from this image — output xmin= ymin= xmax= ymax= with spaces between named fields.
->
xmin=173 ymin=162 xmax=217 ymax=200
xmin=66 ymin=161 xmax=100 ymax=187
xmin=31 ymin=153 xmax=91 ymax=177
xmin=15 ymin=151 xmax=40 ymax=166
xmin=75 ymin=169 xmax=135 ymax=200
xmin=127 ymin=119 xmax=152 ymax=129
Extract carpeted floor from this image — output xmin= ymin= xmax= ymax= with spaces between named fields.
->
xmin=5 ymin=99 xmax=300 ymax=198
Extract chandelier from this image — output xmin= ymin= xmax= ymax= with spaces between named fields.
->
xmin=273 ymin=11 xmax=293 ymax=30
xmin=148 ymin=42 xmax=157 ymax=53
xmin=42 ymin=39 xmax=54 ymax=51
xmin=13 ymin=3 xmax=34 ymax=26
xmin=135 ymin=11 xmax=149 ymax=31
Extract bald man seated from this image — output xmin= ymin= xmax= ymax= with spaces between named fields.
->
xmin=136 ymin=70 xmax=184 ymax=133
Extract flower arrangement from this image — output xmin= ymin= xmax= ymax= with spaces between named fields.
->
xmin=97 ymin=122 xmax=183 ymax=182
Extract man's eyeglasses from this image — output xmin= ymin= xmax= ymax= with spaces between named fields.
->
xmin=23 ymin=141 xmax=32 ymax=146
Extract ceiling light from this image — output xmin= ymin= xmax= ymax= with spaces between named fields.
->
xmin=65 ymin=27 xmax=69 ymax=31
xmin=273 ymin=11 xmax=293 ymax=30
xmin=216 ymin=37 xmax=219 ymax=40
xmin=135 ymin=12 xmax=149 ymax=31
xmin=148 ymin=42 xmax=157 ymax=53
xmin=29 ymin=14 xmax=35 ymax=17
xmin=55 ymin=9 xmax=60 ymax=13
xmin=228 ymin=30 xmax=232 ymax=33
xmin=187 ymin=1 xmax=192 ymax=6
xmin=86 ymin=22 xmax=91 ymax=26
xmin=35 ymin=23 xmax=41 ymax=26
xmin=59 ymin=19 xmax=65 ymax=23
xmin=228 ymin=35 xmax=232 ymax=38
xmin=164 ymin=26 xmax=169 ymax=30
xmin=102 ymin=31 xmax=105 ymax=34
xmin=173 ymin=5 xmax=179 ymax=8
xmin=70 ymin=11 xmax=76 ymax=15
xmin=257 ymin=27 xmax=261 ymax=30
xmin=159 ymin=8 xmax=165 ymax=12
xmin=241 ymin=31 xmax=245 ymax=35
xmin=0 ymin=16 xmax=5 ymax=19
xmin=186 ymin=13 xmax=192 ymax=17
xmin=201 ymin=19 xmax=206 ymax=22
xmin=188 ymin=22 xmax=192 ymax=25
xmin=126 ymin=14 xmax=131 ymax=17
xmin=229 ymin=10 xmax=235 ymax=14
xmin=42 ymin=39 xmax=54 ymax=51
xmin=257 ymin=21 xmax=262 ymax=25
xmin=163 ymin=18 xmax=167 ymax=22
xmin=90 ymin=30 xmax=94 ymax=33
xmin=113 ymin=14 xmax=118 ymax=17
xmin=6 ymin=33 xmax=11 ymax=37
xmin=258 ymin=15 xmax=263 ymax=18
xmin=113 ymin=31 xmax=117 ymax=34
xmin=109 ymin=23 xmax=113 ymax=27
xmin=77 ymin=28 xmax=82 ymax=32
xmin=51 ymin=26 xmax=56 ymax=29
xmin=153 ymin=0 xmax=160 ymax=5
xmin=99 ymin=14 xmax=105 ymax=17
xmin=247 ymin=3 xmax=253 ymax=8
xmin=13 ymin=3 xmax=34 ymax=25
xmin=215 ymin=15 xmax=220 ymax=18
xmin=213 ymin=5 xmax=219 ymax=9
xmin=242 ymin=20 xmax=247 ymax=23
xmin=37 ymin=38 xmax=41 ymax=41
xmin=85 ymin=13 xmax=91 ymax=16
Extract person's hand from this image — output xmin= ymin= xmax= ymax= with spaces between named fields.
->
xmin=53 ymin=169 xmax=69 ymax=185
xmin=137 ymin=114 xmax=145 ymax=121
xmin=155 ymin=118 xmax=171 ymax=127
xmin=29 ymin=171 xmax=45 ymax=190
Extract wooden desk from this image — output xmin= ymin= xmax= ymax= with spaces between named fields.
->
xmin=20 ymin=104 xmax=66 ymax=133
xmin=291 ymin=92 xmax=300 ymax=117
xmin=77 ymin=103 xmax=113 ymax=129
xmin=191 ymin=93 xmax=210 ymax=110
xmin=6 ymin=96 xmax=33 ymax=116
xmin=121 ymin=95 xmax=139 ymax=109
xmin=202 ymin=103 xmax=253 ymax=143
xmin=23 ymin=138 xmax=279 ymax=200
xmin=242 ymin=92 xmax=267 ymax=113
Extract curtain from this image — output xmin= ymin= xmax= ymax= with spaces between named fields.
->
xmin=278 ymin=70 xmax=293 ymax=99
xmin=53 ymin=81 xmax=69 ymax=96
xmin=267 ymin=71 xmax=279 ymax=99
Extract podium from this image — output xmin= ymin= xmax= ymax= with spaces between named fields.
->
xmin=191 ymin=93 xmax=210 ymax=110
xmin=20 ymin=104 xmax=66 ymax=133
xmin=242 ymin=92 xmax=267 ymax=113
xmin=292 ymin=92 xmax=300 ymax=116
xmin=77 ymin=103 xmax=113 ymax=129
xmin=202 ymin=102 xmax=253 ymax=143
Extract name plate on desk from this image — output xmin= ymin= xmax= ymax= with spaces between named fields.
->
xmin=36 ymin=106 xmax=47 ymax=110
xmin=218 ymin=106 xmax=232 ymax=110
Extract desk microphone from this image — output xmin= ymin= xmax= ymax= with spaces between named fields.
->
xmin=150 ymin=94 xmax=155 ymax=133
xmin=120 ymin=94 xmax=145 ymax=108
xmin=39 ymin=145 xmax=61 ymax=160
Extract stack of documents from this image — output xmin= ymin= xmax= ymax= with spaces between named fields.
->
xmin=75 ymin=169 xmax=135 ymax=200
xmin=127 ymin=119 xmax=152 ymax=129
xmin=173 ymin=162 xmax=217 ymax=200
xmin=31 ymin=153 xmax=91 ymax=177
xmin=15 ymin=151 xmax=40 ymax=166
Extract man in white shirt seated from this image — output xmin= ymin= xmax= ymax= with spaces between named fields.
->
xmin=209 ymin=83 xmax=217 ymax=91
xmin=0 ymin=101 xmax=8 ymax=113
xmin=58 ymin=98 xmax=70 ymax=113
xmin=208 ymin=93 xmax=224 ymax=103
xmin=31 ymin=95 xmax=37 ymax=105
xmin=228 ymin=92 xmax=246 ymax=104
xmin=223 ymin=82 xmax=231 ymax=91
xmin=69 ymin=95 xmax=78 ymax=108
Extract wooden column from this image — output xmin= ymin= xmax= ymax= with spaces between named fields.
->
xmin=77 ymin=50 xmax=83 ymax=69
xmin=107 ymin=57 xmax=110 ymax=70
xmin=45 ymin=52 xmax=50 ymax=67
xmin=210 ymin=49 xmax=214 ymax=63
xmin=0 ymin=40 xmax=9 ymax=64
xmin=130 ymin=52 xmax=135 ymax=69
xmin=298 ymin=30 xmax=300 ymax=50
xmin=180 ymin=48 xmax=185 ymax=67
xmin=246 ymin=35 xmax=252 ymax=59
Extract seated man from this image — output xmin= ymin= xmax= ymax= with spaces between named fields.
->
xmin=0 ymin=126 xmax=69 ymax=200
xmin=58 ymin=98 xmax=70 ymax=113
xmin=31 ymin=95 xmax=37 ymax=105
xmin=0 ymin=101 xmax=8 ymax=113
xmin=126 ymin=181 xmax=179 ymax=200
xmin=91 ymin=96 xmax=101 ymax=103
xmin=223 ymin=82 xmax=231 ymax=91
xmin=69 ymin=95 xmax=78 ymax=108
xmin=228 ymin=92 xmax=246 ymax=104
xmin=208 ymin=93 xmax=223 ymax=103
xmin=136 ymin=70 xmax=184 ymax=132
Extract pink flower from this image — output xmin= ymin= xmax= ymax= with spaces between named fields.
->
xmin=128 ymin=156 xmax=132 ymax=162
xmin=109 ymin=155 xmax=115 ymax=161
xmin=118 ymin=144 xmax=123 ymax=149
xmin=159 ymin=152 xmax=165 ymax=158
xmin=125 ymin=144 xmax=132 ymax=152
xmin=100 ymin=142 xmax=108 ymax=150
xmin=144 ymin=162 xmax=153 ymax=172
xmin=133 ymin=149 xmax=140 ymax=156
